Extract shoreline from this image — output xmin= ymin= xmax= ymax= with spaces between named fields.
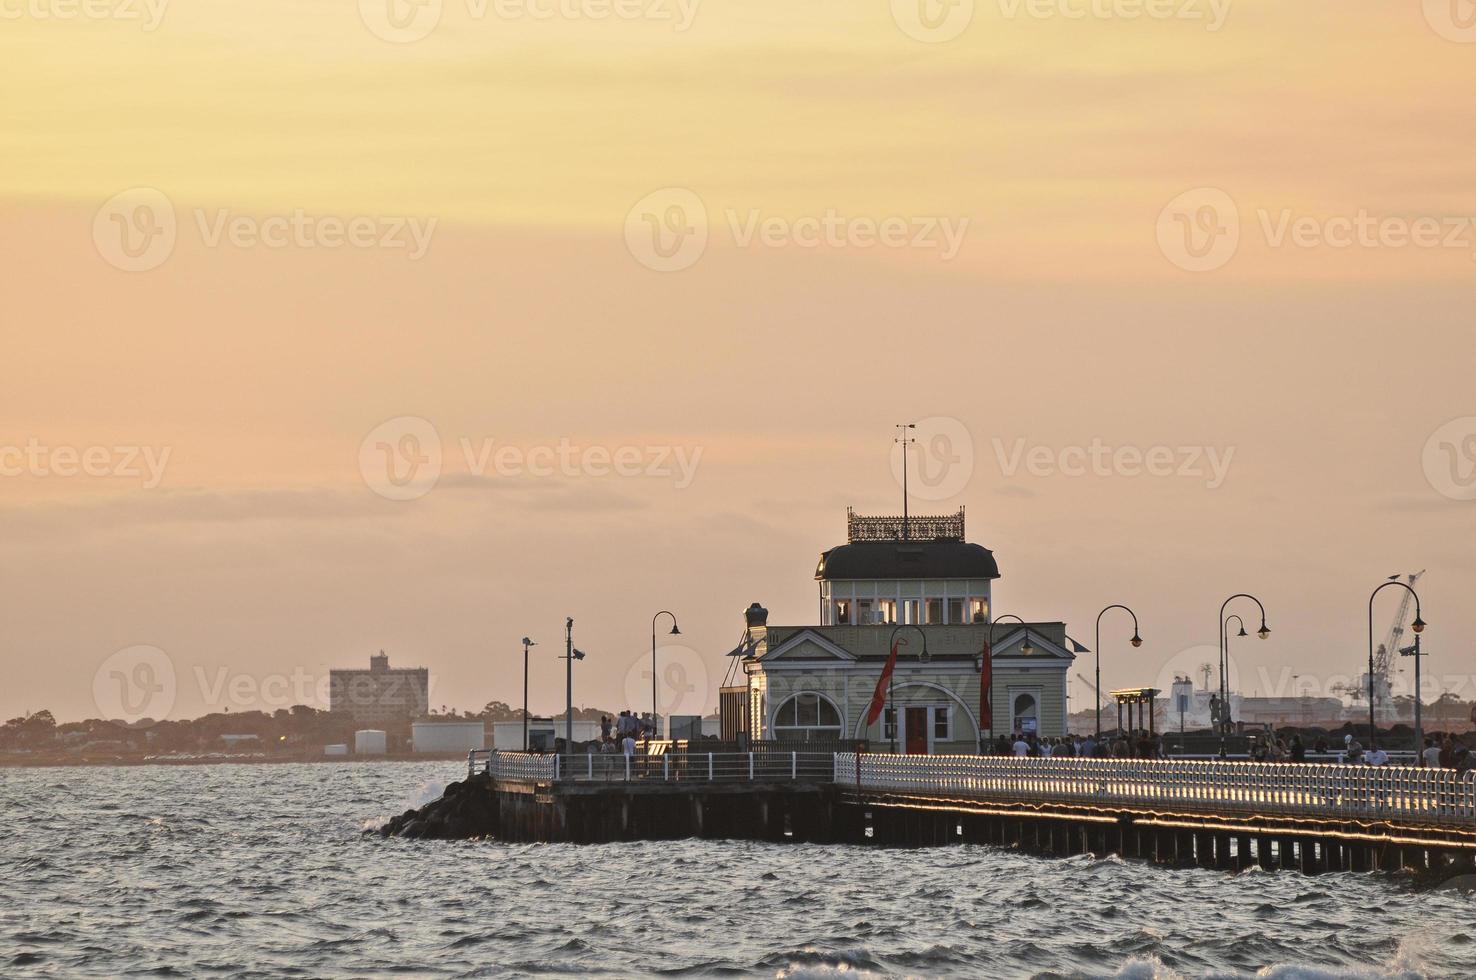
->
xmin=0 ymin=753 xmax=469 ymax=769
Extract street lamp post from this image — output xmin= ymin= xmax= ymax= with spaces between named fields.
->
xmin=1218 ymin=594 xmax=1270 ymax=758
xmin=561 ymin=617 xmax=586 ymax=749
xmin=886 ymin=624 xmax=929 ymax=753
xmin=651 ymin=610 xmax=680 ymax=738
xmin=521 ymin=636 xmax=537 ymax=751
xmin=1094 ymin=605 xmax=1143 ymax=740
xmin=1367 ymin=579 xmax=1426 ymax=752
xmin=986 ymin=614 xmax=1032 ymax=744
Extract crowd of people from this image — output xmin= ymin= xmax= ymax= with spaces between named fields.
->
xmin=979 ymin=729 xmax=1476 ymax=768
xmin=987 ymin=731 xmax=1166 ymax=759
xmin=593 ymin=710 xmax=657 ymax=758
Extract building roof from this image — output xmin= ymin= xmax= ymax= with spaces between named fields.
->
xmin=815 ymin=539 xmax=1000 ymax=581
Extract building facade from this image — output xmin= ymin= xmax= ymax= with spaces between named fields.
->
xmin=328 ymin=651 xmax=430 ymax=728
xmin=735 ymin=509 xmax=1075 ymax=752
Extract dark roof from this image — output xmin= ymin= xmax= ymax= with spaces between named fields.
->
xmin=815 ymin=540 xmax=1000 ymax=581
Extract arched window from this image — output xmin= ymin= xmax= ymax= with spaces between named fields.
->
xmin=773 ymin=693 xmax=842 ymax=741
xmin=1013 ymin=693 xmax=1038 ymax=735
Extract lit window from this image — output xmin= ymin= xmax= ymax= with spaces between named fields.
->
xmin=858 ymin=599 xmax=874 ymax=624
xmin=968 ymin=597 xmax=989 ymax=623
xmin=774 ymin=693 xmax=843 ymax=741
xmin=833 ymin=600 xmax=852 ymax=625
xmin=876 ymin=599 xmax=897 ymax=624
xmin=925 ymin=598 xmax=944 ymax=624
xmin=903 ymin=599 xmax=920 ymax=625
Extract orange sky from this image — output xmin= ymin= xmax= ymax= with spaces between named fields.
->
xmin=3 ymin=1 xmax=1475 ymax=722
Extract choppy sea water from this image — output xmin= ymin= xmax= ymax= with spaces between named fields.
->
xmin=3 ymin=762 xmax=1474 ymax=979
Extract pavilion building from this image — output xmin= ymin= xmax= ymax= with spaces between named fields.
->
xmin=728 ymin=508 xmax=1076 ymax=752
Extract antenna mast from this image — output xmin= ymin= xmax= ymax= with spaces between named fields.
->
xmin=895 ymin=422 xmax=916 ymax=540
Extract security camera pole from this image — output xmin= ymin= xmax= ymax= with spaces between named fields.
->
xmin=564 ymin=618 xmax=574 ymax=748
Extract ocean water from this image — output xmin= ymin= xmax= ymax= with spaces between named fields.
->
xmin=3 ymin=762 xmax=1474 ymax=979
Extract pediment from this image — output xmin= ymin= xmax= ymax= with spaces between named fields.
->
xmin=760 ymin=630 xmax=857 ymax=663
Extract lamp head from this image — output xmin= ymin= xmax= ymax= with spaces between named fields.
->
xmin=1257 ymin=624 xmax=1270 ymax=640
xmin=669 ymin=623 xmax=682 ymax=635
xmin=573 ymin=649 xmax=587 ymax=661
xmin=1130 ymin=633 xmax=1143 ymax=649
xmin=522 ymin=637 xmax=536 ymax=647
xmin=1412 ymin=616 xmax=1426 ymax=634
xmin=1236 ymin=626 xmax=1248 ymax=638
xmin=1021 ymin=635 xmax=1035 ymax=656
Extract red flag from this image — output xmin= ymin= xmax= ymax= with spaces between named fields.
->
xmin=979 ymin=638 xmax=993 ymax=733
xmin=865 ymin=639 xmax=901 ymax=727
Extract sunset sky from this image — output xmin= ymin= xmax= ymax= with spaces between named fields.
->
xmin=3 ymin=1 xmax=1475 ymax=723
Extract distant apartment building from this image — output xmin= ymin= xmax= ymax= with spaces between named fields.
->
xmin=329 ymin=651 xmax=429 ymax=727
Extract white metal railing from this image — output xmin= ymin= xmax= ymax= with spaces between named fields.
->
xmin=836 ymin=753 xmax=1476 ymax=827
xmin=469 ymin=750 xmax=833 ymax=784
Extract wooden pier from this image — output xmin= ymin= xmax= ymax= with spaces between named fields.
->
xmin=461 ymin=750 xmax=1476 ymax=877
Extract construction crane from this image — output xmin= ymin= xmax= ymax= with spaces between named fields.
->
xmin=1337 ymin=571 xmax=1424 ymax=718
xmin=1076 ymin=673 xmax=1112 ymax=710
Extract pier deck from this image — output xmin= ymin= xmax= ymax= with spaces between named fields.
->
xmin=463 ymin=750 xmax=1476 ymax=875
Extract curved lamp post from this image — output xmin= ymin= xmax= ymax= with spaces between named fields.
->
xmin=1367 ymin=580 xmax=1426 ymax=751
xmin=985 ymin=614 xmax=1032 ymax=744
xmin=651 ymin=610 xmax=680 ymax=736
xmin=1094 ymin=605 xmax=1143 ymax=740
xmin=1218 ymin=594 xmax=1270 ymax=757
xmin=886 ymin=624 xmax=929 ymax=753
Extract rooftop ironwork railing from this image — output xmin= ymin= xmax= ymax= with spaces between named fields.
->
xmin=846 ymin=507 xmax=965 ymax=542
xmin=837 ymin=753 xmax=1476 ymax=827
